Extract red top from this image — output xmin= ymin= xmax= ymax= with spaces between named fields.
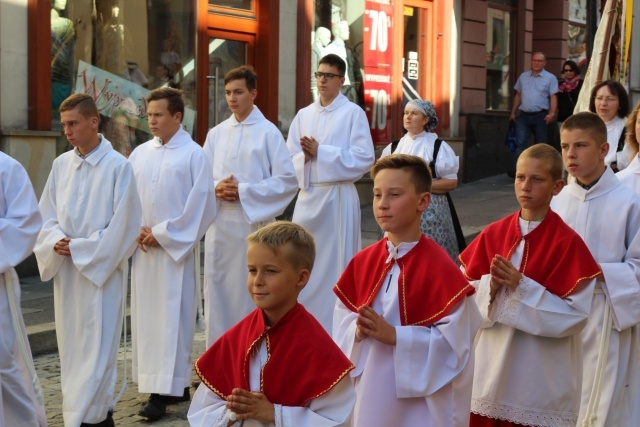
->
xmin=459 ymin=210 xmax=601 ymax=298
xmin=334 ymin=235 xmax=475 ymax=326
xmin=194 ymin=303 xmax=354 ymax=407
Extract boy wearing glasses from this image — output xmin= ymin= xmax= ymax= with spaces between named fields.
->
xmin=286 ymin=54 xmax=375 ymax=332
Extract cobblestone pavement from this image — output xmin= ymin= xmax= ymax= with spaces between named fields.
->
xmin=35 ymin=331 xmax=208 ymax=427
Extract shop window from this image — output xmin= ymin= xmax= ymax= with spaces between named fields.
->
xmin=485 ymin=6 xmax=514 ymax=111
xmin=51 ymin=0 xmax=197 ymax=156
xmin=568 ymin=0 xmax=587 ymax=75
xmin=311 ymin=1 xmax=365 ymax=108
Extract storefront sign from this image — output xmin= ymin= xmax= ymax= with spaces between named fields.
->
xmin=363 ymin=0 xmax=393 ymax=144
xmin=363 ymin=70 xmax=392 ymax=142
xmin=75 ymin=60 xmax=195 ymax=135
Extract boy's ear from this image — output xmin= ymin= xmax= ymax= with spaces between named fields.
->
xmin=296 ymin=269 xmax=311 ymax=290
xmin=418 ymin=192 xmax=431 ymax=213
xmin=552 ymin=179 xmax=565 ymax=196
xmin=599 ymin=141 xmax=610 ymax=160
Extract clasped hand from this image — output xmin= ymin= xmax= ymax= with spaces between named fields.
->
xmin=300 ymin=136 xmax=318 ymax=163
xmin=489 ymin=255 xmax=522 ymax=301
xmin=137 ymin=226 xmax=160 ymax=253
xmin=226 ymin=388 xmax=275 ymax=424
xmin=216 ymin=175 xmax=239 ymax=202
xmin=54 ymin=238 xmax=71 ymax=257
xmin=355 ymin=305 xmax=396 ymax=346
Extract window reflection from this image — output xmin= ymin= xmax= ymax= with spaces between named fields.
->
xmin=51 ymin=0 xmax=197 ymax=156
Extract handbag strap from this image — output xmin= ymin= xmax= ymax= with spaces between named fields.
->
xmin=429 ymin=139 xmax=442 ymax=178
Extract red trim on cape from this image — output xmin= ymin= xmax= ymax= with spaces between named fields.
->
xmin=334 ymin=235 xmax=475 ymax=326
xmin=459 ymin=210 xmax=601 ymax=297
xmin=194 ymin=303 xmax=354 ymax=407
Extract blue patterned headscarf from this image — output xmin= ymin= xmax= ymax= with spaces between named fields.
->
xmin=406 ymin=99 xmax=438 ymax=131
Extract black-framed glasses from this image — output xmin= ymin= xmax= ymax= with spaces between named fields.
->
xmin=562 ymin=69 xmax=574 ymax=73
xmin=314 ymin=72 xmax=343 ymax=80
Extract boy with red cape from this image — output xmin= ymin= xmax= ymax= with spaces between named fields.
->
xmin=188 ymin=222 xmax=356 ymax=426
xmin=460 ymin=144 xmax=601 ymax=427
xmin=333 ymin=154 xmax=481 ymax=426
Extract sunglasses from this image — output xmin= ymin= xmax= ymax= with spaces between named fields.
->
xmin=314 ymin=72 xmax=343 ymax=80
xmin=562 ymin=69 xmax=575 ymax=73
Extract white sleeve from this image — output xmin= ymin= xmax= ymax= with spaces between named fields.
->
xmin=286 ymin=113 xmax=311 ymax=190
xmin=433 ymin=140 xmax=459 ymax=180
xmin=280 ymin=376 xmax=356 ymax=427
xmin=314 ymin=110 xmax=375 ymax=184
xmin=472 ymin=274 xmax=499 ymax=328
xmin=68 ymin=163 xmax=142 ymax=287
xmin=0 ymin=157 xmax=42 ymax=272
xmin=34 ymin=162 xmax=67 ymax=281
xmin=491 ymin=275 xmax=594 ymax=337
xmin=153 ymin=152 xmax=216 ymax=262
xmin=187 ymin=384 xmax=231 ymax=427
xmin=393 ymin=297 xmax=481 ymax=397
xmin=238 ymin=132 xmax=298 ymax=224
xmin=380 ymin=143 xmax=392 ymax=158
xmin=332 ymin=299 xmax=370 ymax=378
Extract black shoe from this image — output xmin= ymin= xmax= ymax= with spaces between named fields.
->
xmin=160 ymin=387 xmax=190 ymax=404
xmin=138 ymin=394 xmax=167 ymax=421
xmin=80 ymin=411 xmax=114 ymax=426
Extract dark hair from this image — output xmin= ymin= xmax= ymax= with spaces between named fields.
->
xmin=318 ymin=54 xmax=346 ymax=77
xmin=589 ymin=80 xmax=630 ymax=118
xmin=370 ymin=154 xmax=432 ymax=193
xmin=561 ymin=60 xmax=580 ymax=75
xmin=60 ymin=93 xmax=99 ymax=119
xmin=561 ymin=112 xmax=607 ymax=145
xmin=147 ymin=87 xmax=185 ymax=121
xmin=224 ymin=65 xmax=257 ymax=91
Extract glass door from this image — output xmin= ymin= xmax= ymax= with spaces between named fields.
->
xmin=402 ymin=2 xmax=434 ymax=107
xmin=207 ymin=38 xmax=249 ymax=128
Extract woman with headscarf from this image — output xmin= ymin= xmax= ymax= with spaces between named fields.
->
xmin=556 ymin=60 xmax=583 ymax=123
xmin=381 ymin=99 xmax=464 ymax=262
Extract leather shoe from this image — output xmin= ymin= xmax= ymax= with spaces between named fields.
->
xmin=80 ymin=411 xmax=115 ymax=426
xmin=138 ymin=394 xmax=167 ymax=421
xmin=160 ymin=387 xmax=190 ymax=404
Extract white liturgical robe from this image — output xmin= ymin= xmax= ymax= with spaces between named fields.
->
xmin=187 ymin=338 xmax=356 ymax=427
xmin=333 ymin=241 xmax=481 ymax=427
xmin=34 ymin=137 xmax=141 ymax=427
xmin=551 ymin=168 xmax=640 ymax=427
xmin=203 ymin=106 xmax=297 ymax=345
xmin=468 ymin=219 xmax=595 ymax=427
xmin=288 ymin=93 xmax=375 ymax=332
xmin=0 ymin=152 xmax=46 ymax=427
xmin=616 ymin=154 xmax=640 ymax=193
xmin=129 ymin=128 xmax=216 ymax=395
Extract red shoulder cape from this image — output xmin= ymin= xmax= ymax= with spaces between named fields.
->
xmin=194 ymin=303 xmax=354 ymax=407
xmin=334 ymin=235 xmax=475 ymax=326
xmin=458 ymin=210 xmax=601 ymax=297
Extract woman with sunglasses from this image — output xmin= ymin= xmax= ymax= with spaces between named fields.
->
xmin=556 ymin=60 xmax=583 ymax=124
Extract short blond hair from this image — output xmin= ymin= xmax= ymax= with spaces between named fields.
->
xmin=518 ymin=144 xmax=563 ymax=181
xmin=247 ymin=221 xmax=315 ymax=271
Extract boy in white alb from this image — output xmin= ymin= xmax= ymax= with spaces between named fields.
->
xmin=551 ymin=112 xmax=640 ymax=426
xmin=0 ymin=152 xmax=46 ymax=427
xmin=333 ymin=154 xmax=481 ymax=427
xmin=129 ymin=88 xmax=216 ymax=421
xmin=288 ymin=54 xmax=375 ymax=332
xmin=34 ymin=94 xmax=141 ymax=427
xmin=203 ymin=66 xmax=298 ymax=346
xmin=460 ymin=144 xmax=601 ymax=427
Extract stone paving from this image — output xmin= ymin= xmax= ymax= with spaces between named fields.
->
xmin=35 ymin=331 xmax=208 ymax=427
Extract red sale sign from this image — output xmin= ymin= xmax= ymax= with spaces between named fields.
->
xmin=364 ymin=70 xmax=392 ymax=143
xmin=363 ymin=0 xmax=393 ymax=144
xmin=363 ymin=0 xmax=393 ymax=68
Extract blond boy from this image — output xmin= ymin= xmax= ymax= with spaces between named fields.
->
xmin=460 ymin=144 xmax=601 ymax=427
xmin=551 ymin=112 xmax=640 ymax=426
xmin=333 ymin=154 xmax=481 ymax=427
xmin=189 ymin=222 xmax=356 ymax=427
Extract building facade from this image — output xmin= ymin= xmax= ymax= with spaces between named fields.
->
xmin=0 ymin=0 xmax=632 ymax=188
